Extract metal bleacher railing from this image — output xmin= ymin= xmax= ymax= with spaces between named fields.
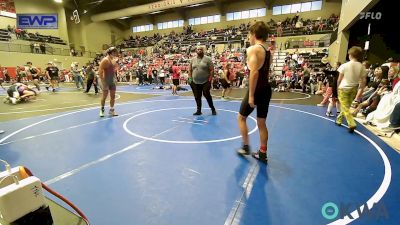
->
xmin=0 ymin=41 xmax=98 ymax=58
xmin=284 ymin=39 xmax=330 ymax=49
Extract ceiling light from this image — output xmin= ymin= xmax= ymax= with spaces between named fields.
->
xmin=54 ymin=0 xmax=63 ymax=3
xmin=149 ymin=10 xmax=164 ymax=15
xmin=119 ymin=16 xmax=130 ymax=19
xmin=187 ymin=3 xmax=204 ymax=8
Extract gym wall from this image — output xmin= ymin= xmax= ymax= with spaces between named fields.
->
xmin=67 ymin=13 xmax=125 ymax=53
xmin=0 ymin=51 xmax=92 ymax=68
xmin=0 ymin=0 xmax=69 ymax=44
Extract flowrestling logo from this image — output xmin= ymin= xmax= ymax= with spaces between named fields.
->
xmin=17 ymin=14 xmax=58 ymax=29
xmin=359 ymin=12 xmax=382 ymax=20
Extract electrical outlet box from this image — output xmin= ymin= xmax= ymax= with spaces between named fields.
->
xmin=0 ymin=176 xmax=50 ymax=224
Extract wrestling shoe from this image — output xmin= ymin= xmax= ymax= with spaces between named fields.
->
xmin=109 ymin=108 xmax=118 ymax=117
xmin=99 ymin=108 xmax=105 ymax=117
xmin=237 ymin=145 xmax=250 ymax=155
xmin=252 ymin=150 xmax=268 ymax=163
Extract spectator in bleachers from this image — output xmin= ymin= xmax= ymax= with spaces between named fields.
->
xmin=171 ymin=61 xmax=180 ymax=95
xmin=29 ymin=42 xmax=34 ymax=53
xmin=357 ymin=66 xmax=388 ymax=103
xmin=40 ymin=42 xmax=46 ymax=54
xmin=1 ymin=66 xmax=10 ymax=83
xmin=220 ymin=62 xmax=233 ymax=100
xmin=34 ymin=43 xmax=40 ymax=54
xmin=365 ymin=78 xmax=400 ymax=129
xmin=15 ymin=27 xmax=21 ymax=39
xmin=15 ymin=66 xmax=27 ymax=83
xmin=389 ymin=65 xmax=400 ymax=88
xmin=71 ymin=62 xmax=84 ymax=89
xmin=70 ymin=48 xmax=76 ymax=57
xmin=84 ymin=65 xmax=99 ymax=94
xmin=385 ymin=102 xmax=400 ymax=130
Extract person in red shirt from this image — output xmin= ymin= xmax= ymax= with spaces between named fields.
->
xmin=171 ymin=61 xmax=180 ymax=95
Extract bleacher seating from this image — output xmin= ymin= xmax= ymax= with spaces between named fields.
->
xmin=22 ymin=33 xmax=67 ymax=45
xmin=0 ymin=29 xmax=11 ymax=42
xmin=3 ymin=25 xmax=67 ymax=45
xmin=119 ymin=17 xmax=336 ymax=50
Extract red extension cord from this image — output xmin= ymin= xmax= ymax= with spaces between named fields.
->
xmin=20 ymin=166 xmax=91 ymax=225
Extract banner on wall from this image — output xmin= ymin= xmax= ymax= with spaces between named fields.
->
xmin=17 ymin=14 xmax=58 ymax=29
xmin=92 ymin=0 xmax=213 ymax=22
xmin=0 ymin=11 xmax=16 ymax=18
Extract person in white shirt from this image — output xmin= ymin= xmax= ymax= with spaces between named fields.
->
xmin=336 ymin=46 xmax=367 ymax=132
xmin=159 ymin=69 xmax=166 ymax=85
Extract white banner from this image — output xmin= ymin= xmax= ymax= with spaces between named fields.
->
xmin=0 ymin=11 xmax=17 ymax=18
xmin=91 ymin=0 xmax=213 ymax=22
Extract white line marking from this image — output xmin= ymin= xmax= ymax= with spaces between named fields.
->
xmin=212 ymin=91 xmax=311 ymax=101
xmin=178 ymin=117 xmax=208 ymax=123
xmin=0 ymin=94 xmax=121 ymax=115
xmin=224 ymin=163 xmax=259 ymax=225
xmin=44 ymin=125 xmax=179 ymax=185
xmin=123 ymin=107 xmax=258 ymax=144
xmin=0 ymin=109 xmax=149 ymax=146
xmin=186 ymin=168 xmax=201 ymax=175
xmin=0 ymin=99 xmax=196 ymax=144
xmin=172 ymin=120 xmax=205 ymax=125
xmin=31 ymin=99 xmax=46 ymax=102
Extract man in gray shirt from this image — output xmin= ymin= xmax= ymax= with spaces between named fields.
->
xmin=189 ymin=46 xmax=216 ymax=115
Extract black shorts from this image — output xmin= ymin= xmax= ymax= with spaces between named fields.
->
xmin=220 ymin=79 xmax=231 ymax=89
xmin=50 ymin=76 xmax=59 ymax=81
xmin=332 ymin=87 xmax=338 ymax=98
xmin=173 ymin=79 xmax=179 ymax=86
xmin=239 ymin=84 xmax=272 ymax=119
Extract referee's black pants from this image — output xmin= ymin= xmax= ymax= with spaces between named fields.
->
xmin=191 ymin=81 xmax=215 ymax=113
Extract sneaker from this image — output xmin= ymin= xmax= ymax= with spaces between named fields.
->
xmin=317 ymin=103 xmax=325 ymax=107
xmin=348 ymin=127 xmax=356 ymax=133
xmin=10 ymin=97 xmax=17 ymax=104
xmin=325 ymin=112 xmax=334 ymax=117
xmin=237 ymin=145 xmax=250 ymax=155
xmin=99 ymin=109 xmax=105 ymax=117
xmin=212 ymin=110 xmax=217 ymax=116
xmin=252 ymin=150 xmax=268 ymax=163
xmin=193 ymin=111 xmax=202 ymax=116
xmin=336 ymin=111 xmax=341 ymax=115
xmin=45 ymin=86 xmax=49 ymax=91
xmin=221 ymin=97 xmax=228 ymax=101
xmin=52 ymin=88 xmax=56 ymax=92
xmin=109 ymin=109 xmax=118 ymax=117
